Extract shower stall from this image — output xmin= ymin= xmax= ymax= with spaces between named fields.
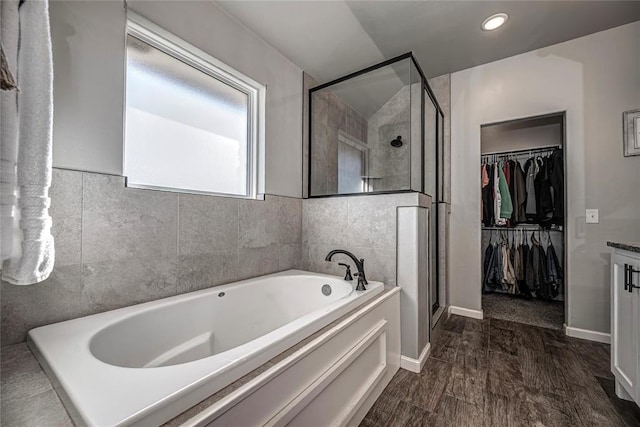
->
xmin=307 ymin=53 xmax=446 ymax=324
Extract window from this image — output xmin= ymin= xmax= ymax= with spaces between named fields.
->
xmin=337 ymin=133 xmax=369 ymax=194
xmin=124 ymin=13 xmax=265 ymax=198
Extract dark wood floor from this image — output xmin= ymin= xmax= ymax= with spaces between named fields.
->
xmin=362 ymin=315 xmax=640 ymax=427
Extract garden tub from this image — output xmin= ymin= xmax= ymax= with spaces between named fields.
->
xmin=27 ymin=269 xmax=384 ymax=426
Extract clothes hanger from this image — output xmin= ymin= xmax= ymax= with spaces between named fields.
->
xmin=531 ymin=231 xmax=538 ymax=246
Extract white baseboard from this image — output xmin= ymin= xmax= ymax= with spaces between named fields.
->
xmin=448 ymin=306 xmax=483 ymax=320
xmin=564 ymin=324 xmax=611 ymax=344
xmin=400 ymin=343 xmax=431 ymax=373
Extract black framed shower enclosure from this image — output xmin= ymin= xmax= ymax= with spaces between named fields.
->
xmin=307 ymin=52 xmax=445 ymax=315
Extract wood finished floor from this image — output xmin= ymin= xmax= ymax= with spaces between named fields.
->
xmin=361 ymin=315 xmax=640 ymax=427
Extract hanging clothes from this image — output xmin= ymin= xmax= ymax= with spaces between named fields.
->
xmin=481 ymin=149 xmax=563 ymax=228
xmin=525 ymin=236 xmax=538 ymax=294
xmin=481 ymin=164 xmax=487 ymax=222
xmin=495 ymin=240 xmax=504 ymax=285
xmin=505 ymin=244 xmax=518 ymax=294
xmin=511 ymin=161 xmax=527 ymax=224
xmin=549 ymin=148 xmax=564 ymax=226
xmin=494 ymin=163 xmax=505 ymax=226
xmin=507 ymin=161 xmax=515 ymax=226
xmin=481 ymin=164 xmax=494 ymax=226
xmin=497 ymin=162 xmax=513 ymax=221
xmin=524 ymin=158 xmax=538 ymax=222
xmin=546 ymin=239 xmax=562 ymax=299
xmin=529 ymin=232 xmax=557 ymax=300
xmin=518 ymin=238 xmax=533 ymax=298
xmin=502 ymin=243 xmax=516 ymax=291
xmin=504 ymin=162 xmax=513 ymax=227
xmin=480 ymin=145 xmax=564 ymax=303
xmin=482 ymin=241 xmax=496 ymax=292
xmin=483 ymin=230 xmax=561 ymax=300
xmin=534 ymin=157 xmax=554 ymax=227
xmin=483 ymin=238 xmax=504 ymax=292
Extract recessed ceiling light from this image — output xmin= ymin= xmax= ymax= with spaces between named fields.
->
xmin=482 ymin=13 xmax=508 ymax=31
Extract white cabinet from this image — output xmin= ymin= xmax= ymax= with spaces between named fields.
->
xmin=610 ymin=248 xmax=640 ymax=404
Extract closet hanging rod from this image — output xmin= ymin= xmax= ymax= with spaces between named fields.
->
xmin=481 ymin=144 xmax=561 ymax=157
xmin=481 ymin=226 xmax=563 ymax=231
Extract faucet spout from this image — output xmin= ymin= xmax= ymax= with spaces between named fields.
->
xmin=325 ymin=249 xmax=368 ymax=291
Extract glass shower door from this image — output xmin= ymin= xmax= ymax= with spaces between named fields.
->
xmin=424 ymin=89 xmax=438 ymax=316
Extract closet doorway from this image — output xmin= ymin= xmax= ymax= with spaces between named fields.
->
xmin=480 ymin=112 xmax=566 ymax=330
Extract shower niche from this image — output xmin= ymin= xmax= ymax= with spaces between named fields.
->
xmin=308 ymin=53 xmax=441 ymax=198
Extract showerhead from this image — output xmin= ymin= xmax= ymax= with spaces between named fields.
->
xmin=390 ymin=135 xmax=403 ymax=147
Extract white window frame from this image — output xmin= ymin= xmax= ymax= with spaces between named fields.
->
xmin=124 ymin=12 xmax=266 ymax=199
xmin=337 ymin=132 xmax=370 ymax=193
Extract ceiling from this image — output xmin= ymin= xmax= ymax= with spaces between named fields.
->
xmin=216 ymin=1 xmax=640 ymax=83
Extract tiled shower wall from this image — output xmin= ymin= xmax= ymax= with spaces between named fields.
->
xmin=367 ymin=86 xmax=411 ymax=192
xmin=310 ymin=90 xmax=368 ymax=195
xmin=1 ymin=169 xmax=302 ymax=345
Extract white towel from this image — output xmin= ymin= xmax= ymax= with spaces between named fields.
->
xmin=1 ymin=0 xmax=55 ymax=285
xmin=1 ymin=0 xmax=21 ymax=263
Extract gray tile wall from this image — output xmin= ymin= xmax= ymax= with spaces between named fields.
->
xmin=367 ymin=85 xmax=412 ymax=192
xmin=302 ymin=192 xmax=428 ymax=286
xmin=310 ymin=90 xmax=368 ymax=195
xmin=1 ymin=169 xmax=303 ymax=346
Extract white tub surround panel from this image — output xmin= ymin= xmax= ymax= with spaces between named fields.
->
xmin=28 ymin=271 xmax=385 ymax=426
xmin=180 ymin=286 xmax=401 ymax=427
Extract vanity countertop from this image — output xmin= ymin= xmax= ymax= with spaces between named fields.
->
xmin=607 ymin=241 xmax=640 ymax=254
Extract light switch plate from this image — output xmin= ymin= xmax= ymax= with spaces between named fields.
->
xmin=586 ymin=209 xmax=599 ymax=224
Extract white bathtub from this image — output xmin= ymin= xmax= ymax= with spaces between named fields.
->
xmin=27 ymin=270 xmax=384 ymax=426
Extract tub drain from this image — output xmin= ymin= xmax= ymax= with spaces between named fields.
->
xmin=321 ymin=284 xmax=332 ymax=296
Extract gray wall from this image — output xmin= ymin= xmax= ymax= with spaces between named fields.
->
xmin=302 ymin=192 xmax=430 ymax=286
xmin=49 ymin=0 xmax=303 ymax=198
xmin=1 ymin=169 xmax=302 ymax=345
xmin=481 ymin=123 xmax=563 ymax=154
xmin=302 ymin=72 xmax=318 ymax=198
xmin=449 ymin=22 xmax=640 ymax=333
xmin=49 ymin=0 xmax=125 ymax=175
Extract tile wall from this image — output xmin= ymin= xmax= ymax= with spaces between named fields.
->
xmin=1 ymin=169 xmax=302 ymax=345
xmin=310 ymin=90 xmax=368 ymax=195
xmin=367 ymin=85 xmax=412 ymax=192
xmin=302 ymin=192 xmax=430 ymax=286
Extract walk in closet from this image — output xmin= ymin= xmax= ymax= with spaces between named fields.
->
xmin=480 ymin=113 xmax=565 ymax=330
